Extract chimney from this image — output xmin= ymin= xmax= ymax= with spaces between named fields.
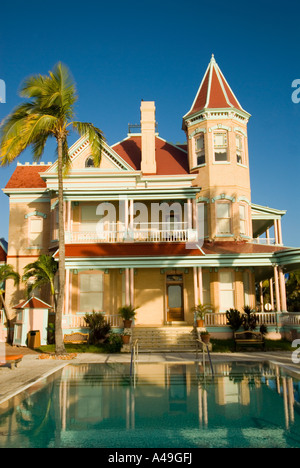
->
xmin=140 ymin=101 xmax=156 ymax=174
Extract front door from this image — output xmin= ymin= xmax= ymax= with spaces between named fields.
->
xmin=166 ymin=274 xmax=184 ymax=322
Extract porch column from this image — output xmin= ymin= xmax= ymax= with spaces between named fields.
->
xmin=277 ymin=219 xmax=283 ymax=245
xmin=67 ymin=200 xmax=71 ymax=231
xmin=64 ymin=269 xmax=70 ymax=315
xmin=259 ymin=281 xmax=264 ymax=312
xmin=266 ymin=228 xmax=270 ymax=245
xmin=192 ymin=199 xmax=197 ymax=229
xmin=273 ymin=266 xmax=281 ymax=312
xmin=124 ymin=198 xmax=129 ymax=231
xmin=270 ymin=278 xmax=274 ymax=311
xmin=125 ymin=268 xmax=130 ymax=305
xmin=193 ymin=267 xmax=198 ymax=306
xmin=187 ymin=199 xmax=192 ymax=230
xmin=129 ymin=199 xmax=134 ymax=231
xmin=198 ymin=267 xmax=203 ymax=304
xmin=274 ymin=219 xmax=279 ymax=244
xmin=279 ymin=267 xmax=287 ymax=312
xmin=130 ymin=268 xmax=134 ymax=306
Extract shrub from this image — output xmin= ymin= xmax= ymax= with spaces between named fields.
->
xmin=106 ymin=333 xmax=123 ymax=353
xmin=226 ymin=308 xmax=243 ymax=331
xmin=242 ymin=305 xmax=258 ymax=331
xmin=84 ymin=311 xmax=111 ymax=345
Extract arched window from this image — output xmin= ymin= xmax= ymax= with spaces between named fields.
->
xmin=194 ymin=133 xmax=205 ymax=166
xmin=85 ymin=157 xmax=95 ymax=168
xmin=214 ymin=131 xmax=228 ymax=162
xmin=236 ymin=133 xmax=244 ymax=164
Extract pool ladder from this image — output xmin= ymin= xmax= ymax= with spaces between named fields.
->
xmin=196 ymin=338 xmax=214 ymax=377
xmin=130 ymin=339 xmax=139 ymax=380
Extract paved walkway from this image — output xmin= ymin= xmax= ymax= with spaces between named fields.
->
xmin=0 ymin=345 xmax=299 ymax=405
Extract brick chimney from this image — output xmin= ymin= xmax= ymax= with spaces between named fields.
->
xmin=140 ymin=101 xmax=156 ymax=174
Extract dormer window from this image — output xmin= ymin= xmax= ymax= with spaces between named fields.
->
xmin=85 ymin=157 xmax=95 ymax=168
xmin=214 ymin=132 xmax=228 ymax=162
xmin=195 ymin=134 xmax=205 ymax=166
xmin=236 ymin=133 xmax=244 ymax=164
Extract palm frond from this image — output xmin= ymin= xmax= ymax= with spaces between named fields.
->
xmin=72 ymin=121 xmax=105 ymax=167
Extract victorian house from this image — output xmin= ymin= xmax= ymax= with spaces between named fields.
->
xmin=3 ymin=56 xmax=300 ymax=348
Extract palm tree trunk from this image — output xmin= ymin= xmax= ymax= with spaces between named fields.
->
xmin=55 ymin=136 xmax=66 ymax=354
xmin=0 ymin=292 xmax=12 ymax=344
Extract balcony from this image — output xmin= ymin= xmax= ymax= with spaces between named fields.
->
xmin=65 ymin=222 xmax=198 ymax=244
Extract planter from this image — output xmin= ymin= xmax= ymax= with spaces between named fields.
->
xmin=201 ymin=333 xmax=210 ymax=344
xmin=122 ymin=335 xmax=131 ymax=344
xmin=123 ymin=319 xmax=132 ymax=328
xmin=197 ymin=319 xmax=204 ymax=328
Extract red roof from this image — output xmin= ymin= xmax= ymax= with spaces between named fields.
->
xmin=185 ymin=55 xmax=246 ymax=118
xmin=5 ymin=165 xmax=50 ymax=189
xmin=57 ymin=241 xmax=286 ymax=259
xmin=13 ymin=296 xmax=52 ymax=309
xmin=113 ymin=136 xmax=189 ymax=175
xmin=0 ymin=246 xmax=6 ymax=262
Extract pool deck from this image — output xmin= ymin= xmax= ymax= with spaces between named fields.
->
xmin=0 ymin=344 xmax=299 ymax=405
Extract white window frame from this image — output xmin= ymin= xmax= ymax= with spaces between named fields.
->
xmin=219 ymin=270 xmax=235 ymax=311
xmin=239 ymin=204 xmax=247 ymax=235
xmin=236 ymin=133 xmax=244 ymax=165
xmin=194 ymin=134 xmax=205 ymax=166
xmin=214 ymin=131 xmax=228 ymax=163
xmin=216 ymin=202 xmax=232 ymax=235
xmin=28 ymin=216 xmax=44 ymax=248
xmin=78 ymin=271 xmax=104 ymax=314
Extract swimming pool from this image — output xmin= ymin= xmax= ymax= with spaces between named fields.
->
xmin=0 ymin=361 xmax=299 ymax=448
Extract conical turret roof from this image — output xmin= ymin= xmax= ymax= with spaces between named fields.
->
xmin=184 ymin=55 xmax=249 ymax=119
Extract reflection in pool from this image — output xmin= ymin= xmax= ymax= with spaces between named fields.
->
xmin=0 ymin=361 xmax=299 ymax=448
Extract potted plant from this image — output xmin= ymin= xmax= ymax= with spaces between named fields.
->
xmin=192 ymin=303 xmax=212 ymax=328
xmin=200 ymin=331 xmax=211 ymax=344
xmin=121 ymin=331 xmax=131 ymax=344
xmin=118 ymin=304 xmax=138 ymax=328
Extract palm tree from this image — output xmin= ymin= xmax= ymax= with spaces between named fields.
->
xmin=0 ymin=62 xmax=105 ymax=353
xmin=0 ymin=264 xmax=20 ymax=342
xmin=23 ymin=255 xmax=58 ymax=310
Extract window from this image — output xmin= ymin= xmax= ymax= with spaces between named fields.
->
xmin=29 ymin=217 xmax=43 ymax=247
xmin=239 ymin=204 xmax=247 ymax=235
xmin=219 ymin=271 xmax=235 ymax=311
xmin=198 ymin=203 xmax=208 ymax=238
xmin=236 ymin=133 xmax=244 ymax=164
xmin=202 ymin=270 xmax=211 ymax=305
xmin=214 ymin=132 xmax=228 ymax=162
xmin=216 ymin=202 xmax=231 ymax=234
xmin=85 ymin=157 xmax=95 ymax=168
xmin=80 ymin=205 xmax=99 ymax=231
xmin=195 ymin=134 xmax=205 ymax=166
xmin=79 ymin=272 xmax=103 ymax=312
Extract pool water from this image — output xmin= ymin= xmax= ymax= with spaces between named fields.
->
xmin=0 ymin=361 xmax=300 ymax=448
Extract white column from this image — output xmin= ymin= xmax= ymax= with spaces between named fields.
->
xmin=274 ymin=266 xmax=281 ymax=312
xmin=187 ymin=199 xmax=192 ymax=230
xmin=193 ymin=267 xmax=198 ymax=306
xmin=129 ymin=199 xmax=134 ymax=231
xmin=64 ymin=269 xmax=70 ymax=315
xmin=259 ymin=281 xmax=264 ymax=312
xmin=277 ymin=219 xmax=283 ymax=245
xmin=270 ymin=278 xmax=274 ymax=311
xmin=266 ymin=228 xmax=270 ymax=245
xmin=125 ymin=268 xmax=130 ymax=305
xmin=198 ymin=267 xmax=203 ymax=304
xmin=130 ymin=268 xmax=134 ymax=306
xmin=279 ymin=267 xmax=287 ymax=312
xmin=274 ymin=219 xmax=279 ymax=244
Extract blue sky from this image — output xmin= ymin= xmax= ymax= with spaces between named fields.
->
xmin=0 ymin=0 xmax=299 ymax=246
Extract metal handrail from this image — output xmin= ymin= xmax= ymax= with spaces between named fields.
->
xmin=196 ymin=338 xmax=214 ymax=377
xmin=130 ymin=339 xmax=139 ymax=378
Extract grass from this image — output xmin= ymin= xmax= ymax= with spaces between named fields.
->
xmin=37 ymin=343 xmax=121 ymax=354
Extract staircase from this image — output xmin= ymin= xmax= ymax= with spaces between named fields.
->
xmin=132 ymin=326 xmax=198 ymax=352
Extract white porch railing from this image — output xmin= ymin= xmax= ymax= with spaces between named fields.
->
xmin=62 ymin=314 xmax=123 ymax=329
xmin=204 ymin=312 xmax=300 ymax=327
xmin=252 ymin=238 xmax=276 ymax=245
xmin=65 ymin=222 xmax=198 ymax=244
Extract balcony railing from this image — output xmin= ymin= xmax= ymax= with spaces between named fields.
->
xmin=204 ymin=312 xmax=300 ymax=327
xmin=65 ymin=222 xmax=198 ymax=244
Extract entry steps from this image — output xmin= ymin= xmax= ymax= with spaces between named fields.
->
xmin=132 ymin=326 xmax=198 ymax=352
